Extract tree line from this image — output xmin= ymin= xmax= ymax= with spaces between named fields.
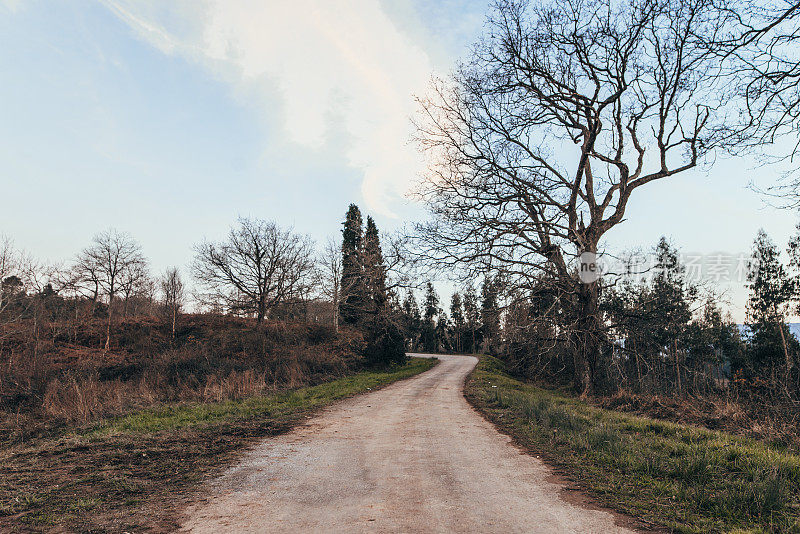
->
xmin=397 ymin=280 xmax=500 ymax=355
xmin=0 ymin=201 xmax=424 ymax=370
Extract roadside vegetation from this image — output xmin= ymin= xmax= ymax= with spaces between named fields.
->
xmin=1 ymin=315 xmax=371 ymax=445
xmin=0 ymin=356 xmax=435 ymax=532
xmin=466 ymin=356 xmax=800 ymax=533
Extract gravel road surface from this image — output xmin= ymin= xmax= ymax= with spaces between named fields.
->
xmin=181 ymin=354 xmax=635 ymax=533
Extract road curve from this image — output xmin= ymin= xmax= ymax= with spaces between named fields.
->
xmin=181 ymin=354 xmax=635 ymax=533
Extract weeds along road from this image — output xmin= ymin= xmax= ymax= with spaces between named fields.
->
xmin=181 ymin=354 xmax=634 ymax=533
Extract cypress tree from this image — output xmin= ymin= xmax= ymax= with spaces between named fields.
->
xmin=402 ymin=290 xmax=422 ymax=350
xmin=651 ymin=237 xmax=694 ymax=395
xmin=363 ymin=216 xmax=388 ymax=315
xmin=436 ymin=311 xmax=452 ymax=353
xmin=340 ymin=204 xmax=364 ymax=325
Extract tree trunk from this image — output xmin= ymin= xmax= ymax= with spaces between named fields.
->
xmin=333 ymin=289 xmax=339 ymax=333
xmin=573 ymin=272 xmax=617 ymax=396
xmin=634 ymin=338 xmax=642 ymax=391
xmin=573 ymin=281 xmax=599 ymax=395
xmin=674 ymin=339 xmax=682 ymax=397
xmin=105 ymin=293 xmax=113 ymax=351
xmin=105 ymin=312 xmax=112 ymax=350
xmin=256 ymin=299 xmax=266 ymax=323
xmin=778 ymin=320 xmax=792 ymax=383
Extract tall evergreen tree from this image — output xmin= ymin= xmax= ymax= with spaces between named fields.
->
xmin=401 ymin=290 xmax=422 ymax=350
xmin=422 ymin=282 xmax=439 ymax=352
xmin=745 ymin=229 xmax=796 ymax=381
xmin=340 ymin=204 xmax=364 ymax=324
xmin=481 ymin=277 xmax=500 ymax=353
xmin=462 ymin=283 xmax=480 ymax=353
xmin=436 ymin=311 xmax=452 ymax=353
xmin=651 ymin=237 xmax=695 ymax=395
xmin=363 ymin=216 xmax=388 ymax=315
xmin=450 ymin=292 xmax=465 ymax=353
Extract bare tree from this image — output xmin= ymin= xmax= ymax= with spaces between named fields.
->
xmin=412 ymin=0 xmax=747 ymax=394
xmin=193 ymin=217 xmax=316 ymax=323
xmin=71 ymin=249 xmax=102 ymax=306
xmin=0 ymin=236 xmax=37 ymax=341
xmin=0 ymin=236 xmax=22 ymax=321
xmin=120 ymin=259 xmax=151 ymax=317
xmin=75 ymin=229 xmax=147 ymax=349
xmin=160 ymin=267 xmax=184 ymax=338
xmin=319 ymin=237 xmax=343 ymax=332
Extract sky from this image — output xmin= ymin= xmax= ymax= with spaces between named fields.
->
xmin=0 ymin=0 xmax=798 ymax=321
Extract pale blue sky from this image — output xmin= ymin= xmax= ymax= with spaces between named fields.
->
xmin=0 ymin=0 xmax=796 ymax=320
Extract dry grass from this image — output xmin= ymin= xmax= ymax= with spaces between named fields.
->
xmin=595 ymin=389 xmax=800 ymax=452
xmin=201 ymin=369 xmax=266 ymax=402
xmin=42 ymin=375 xmax=156 ymax=422
xmin=0 ymin=315 xmax=367 ymax=443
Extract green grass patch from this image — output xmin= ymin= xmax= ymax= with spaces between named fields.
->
xmin=0 ymin=357 xmax=436 ymax=533
xmin=89 ymin=357 xmax=436 ymax=436
xmin=465 ymin=356 xmax=800 ymax=534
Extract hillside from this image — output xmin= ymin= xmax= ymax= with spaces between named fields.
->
xmin=0 ymin=315 xmax=368 ymax=444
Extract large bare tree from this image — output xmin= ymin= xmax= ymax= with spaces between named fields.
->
xmin=193 ymin=217 xmax=316 ymax=323
xmin=74 ymin=229 xmax=147 ymax=349
xmin=413 ymin=0 xmax=746 ymax=393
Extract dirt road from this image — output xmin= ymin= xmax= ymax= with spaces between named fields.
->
xmin=181 ymin=354 xmax=635 ymax=533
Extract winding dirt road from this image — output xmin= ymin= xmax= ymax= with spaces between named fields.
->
xmin=181 ymin=354 xmax=635 ymax=533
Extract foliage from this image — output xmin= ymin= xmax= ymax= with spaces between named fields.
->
xmin=340 ymin=204 xmax=365 ymax=325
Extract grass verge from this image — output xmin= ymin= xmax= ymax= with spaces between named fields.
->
xmin=465 ymin=356 xmax=800 ymax=533
xmin=0 ymin=357 xmax=437 ymax=533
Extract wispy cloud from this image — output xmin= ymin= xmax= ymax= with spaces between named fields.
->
xmin=103 ymin=0 xmax=434 ymax=216
xmin=0 ymin=0 xmax=24 ymax=12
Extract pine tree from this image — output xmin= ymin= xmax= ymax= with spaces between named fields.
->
xmin=651 ymin=237 xmax=694 ymax=395
xmin=481 ymin=277 xmax=500 ymax=354
xmin=462 ymin=283 xmax=480 ymax=353
xmin=340 ymin=204 xmax=364 ymax=325
xmin=450 ymin=292 xmax=465 ymax=353
xmin=401 ymin=291 xmax=422 ymax=350
xmin=746 ymin=229 xmax=796 ymax=381
xmin=422 ymin=282 xmax=439 ymax=352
